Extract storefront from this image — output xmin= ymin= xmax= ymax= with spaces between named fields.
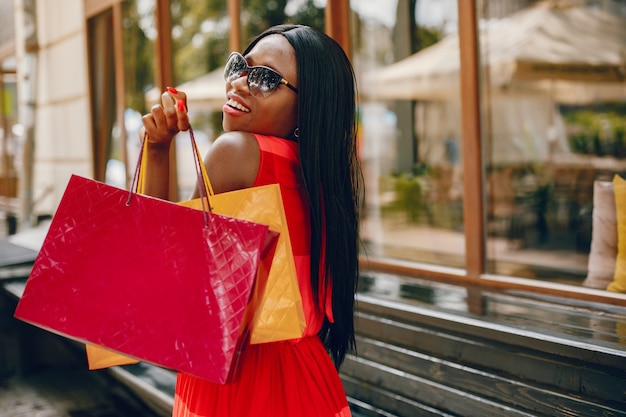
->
xmin=2 ymin=1 xmax=625 ymax=414
xmin=4 ymin=0 xmax=617 ymax=303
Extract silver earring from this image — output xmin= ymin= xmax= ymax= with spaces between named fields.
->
xmin=293 ymin=127 xmax=300 ymax=138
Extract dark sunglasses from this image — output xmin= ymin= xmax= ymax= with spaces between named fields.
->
xmin=224 ymin=52 xmax=298 ymax=98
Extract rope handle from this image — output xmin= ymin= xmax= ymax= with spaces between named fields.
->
xmin=127 ymin=126 xmax=215 ymax=225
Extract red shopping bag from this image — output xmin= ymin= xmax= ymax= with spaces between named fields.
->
xmin=14 ymin=161 xmax=273 ymax=383
xmin=84 ymin=124 xmax=305 ymax=370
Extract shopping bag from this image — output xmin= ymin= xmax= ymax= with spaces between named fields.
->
xmin=86 ymin=344 xmax=139 ymax=370
xmin=177 ymin=132 xmax=305 ymax=344
xmin=179 ymin=188 xmax=306 ymax=344
xmin=14 ymin=138 xmax=274 ymax=383
xmin=83 ymin=125 xmax=305 ymax=370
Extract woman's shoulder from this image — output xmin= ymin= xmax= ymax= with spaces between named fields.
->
xmin=215 ymin=131 xmax=293 ymax=148
xmin=212 ymin=131 xmax=299 ymax=168
xmin=204 ymin=131 xmax=260 ymax=193
xmin=213 ymin=131 xmax=258 ymax=150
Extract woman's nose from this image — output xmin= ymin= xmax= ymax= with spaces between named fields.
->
xmin=230 ymin=72 xmax=249 ymax=91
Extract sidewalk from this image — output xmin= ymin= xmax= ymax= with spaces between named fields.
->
xmin=0 ymin=366 xmax=162 ymax=417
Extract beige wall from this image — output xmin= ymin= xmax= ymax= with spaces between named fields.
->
xmin=28 ymin=0 xmax=92 ymax=217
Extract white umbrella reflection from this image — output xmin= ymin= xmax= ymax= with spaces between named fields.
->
xmin=365 ymin=2 xmax=626 ymax=104
xmin=145 ymin=67 xmax=225 ymax=111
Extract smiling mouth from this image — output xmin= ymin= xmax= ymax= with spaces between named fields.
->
xmin=227 ymin=98 xmax=250 ymax=112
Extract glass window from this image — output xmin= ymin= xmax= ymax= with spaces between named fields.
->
xmin=1 ymin=60 xmax=18 ymax=203
xmin=165 ymin=0 xmax=229 ymax=198
xmin=121 ymin=0 xmax=156 ymax=191
xmin=88 ymin=3 xmax=147 ymax=192
xmin=480 ymin=0 xmax=626 ymax=291
xmin=87 ymin=9 xmax=117 ymax=184
xmin=354 ymin=0 xmax=465 ymax=269
xmin=137 ymin=0 xmax=626 ymax=299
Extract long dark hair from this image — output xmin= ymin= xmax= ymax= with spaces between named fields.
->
xmin=244 ymin=25 xmax=362 ymax=369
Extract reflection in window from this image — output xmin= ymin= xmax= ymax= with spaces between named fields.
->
xmin=121 ymin=0 xmax=156 ymax=190
xmin=0 ymin=64 xmax=18 ymax=203
xmin=356 ymin=0 xmax=465 ymax=268
xmin=481 ymin=1 xmax=626 ymax=290
xmin=88 ymin=9 xmax=117 ymax=184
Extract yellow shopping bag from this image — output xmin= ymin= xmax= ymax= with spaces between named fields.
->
xmin=86 ymin=344 xmax=139 ymax=370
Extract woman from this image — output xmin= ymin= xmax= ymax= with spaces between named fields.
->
xmin=141 ymin=25 xmax=362 ymax=417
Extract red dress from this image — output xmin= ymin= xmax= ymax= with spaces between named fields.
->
xmin=172 ymin=135 xmax=351 ymax=417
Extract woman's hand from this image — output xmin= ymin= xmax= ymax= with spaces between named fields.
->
xmin=138 ymin=87 xmax=189 ymax=200
xmin=141 ymin=87 xmax=190 ymax=146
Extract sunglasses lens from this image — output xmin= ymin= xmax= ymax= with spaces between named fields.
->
xmin=224 ymin=52 xmax=286 ymax=98
xmin=224 ymin=53 xmax=247 ymax=82
xmin=247 ymin=68 xmax=282 ymax=98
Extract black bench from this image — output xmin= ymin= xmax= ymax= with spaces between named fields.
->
xmin=342 ymin=272 xmax=626 ymax=416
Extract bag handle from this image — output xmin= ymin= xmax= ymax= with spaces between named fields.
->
xmin=129 ymin=127 xmax=215 ymax=223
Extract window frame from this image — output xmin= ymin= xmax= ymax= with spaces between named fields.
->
xmin=360 ymin=0 xmax=626 ymax=307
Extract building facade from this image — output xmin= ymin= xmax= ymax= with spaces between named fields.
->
xmin=1 ymin=0 xmax=625 ymax=370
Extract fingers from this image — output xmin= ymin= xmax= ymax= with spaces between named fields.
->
xmin=140 ymin=87 xmax=190 ymax=145
xmin=141 ymin=104 xmax=173 ymax=143
xmin=160 ymin=92 xmax=180 ymax=133
xmin=166 ymin=87 xmax=190 ymax=132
